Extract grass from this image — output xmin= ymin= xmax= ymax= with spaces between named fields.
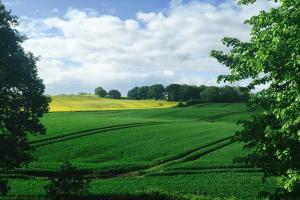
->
xmin=34 ymin=103 xmax=250 ymax=140
xmin=169 ymin=142 xmax=249 ymax=170
xmin=4 ymin=103 xmax=276 ymax=199
xmin=49 ymin=95 xmax=177 ymax=112
xmin=29 ymin=121 xmax=238 ymax=171
xmin=7 ymin=173 xmax=276 ymax=200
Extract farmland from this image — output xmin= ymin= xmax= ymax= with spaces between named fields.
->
xmin=4 ymin=102 xmax=276 ymax=199
xmin=49 ymin=95 xmax=177 ymax=112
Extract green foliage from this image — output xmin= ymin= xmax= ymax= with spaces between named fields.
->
xmin=95 ymin=87 xmax=107 ymax=97
xmin=45 ymin=161 xmax=90 ymax=200
xmin=0 ymin=2 xmax=49 ymax=168
xmin=165 ymin=84 xmax=181 ymax=101
xmin=127 ymin=87 xmax=140 ymax=100
xmin=0 ymin=179 xmax=10 ymax=196
xmin=139 ymin=86 xmax=150 ymax=99
xmin=148 ymin=84 xmax=165 ymax=100
xmin=201 ymin=86 xmax=249 ymax=103
xmin=108 ymin=89 xmax=121 ymax=99
xmin=211 ymin=0 xmax=300 ymax=197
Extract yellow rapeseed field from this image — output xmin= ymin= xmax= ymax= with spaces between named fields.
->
xmin=49 ymin=95 xmax=177 ymax=112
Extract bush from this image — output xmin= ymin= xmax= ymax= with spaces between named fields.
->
xmin=0 ymin=179 xmax=10 ymax=196
xmin=45 ymin=161 xmax=90 ymax=200
xmin=108 ymin=90 xmax=121 ymax=99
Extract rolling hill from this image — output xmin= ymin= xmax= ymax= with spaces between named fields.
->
xmin=49 ymin=95 xmax=177 ymax=112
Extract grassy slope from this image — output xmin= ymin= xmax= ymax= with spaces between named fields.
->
xmin=8 ymin=173 xmax=276 ymax=200
xmin=49 ymin=95 xmax=177 ymax=112
xmin=7 ymin=103 xmax=276 ymax=199
xmin=28 ymin=103 xmax=248 ymax=170
xmin=169 ymin=142 xmax=249 ymax=169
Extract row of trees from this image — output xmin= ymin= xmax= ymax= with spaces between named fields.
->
xmin=127 ymin=84 xmax=250 ymax=103
xmin=94 ymin=87 xmax=121 ymax=99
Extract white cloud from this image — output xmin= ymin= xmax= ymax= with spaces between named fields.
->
xmin=19 ymin=0 xmax=277 ymax=95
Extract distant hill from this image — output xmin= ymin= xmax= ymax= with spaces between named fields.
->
xmin=49 ymin=95 xmax=177 ymax=112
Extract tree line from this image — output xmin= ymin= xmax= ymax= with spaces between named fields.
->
xmin=95 ymin=87 xmax=121 ymax=99
xmin=126 ymin=84 xmax=250 ymax=103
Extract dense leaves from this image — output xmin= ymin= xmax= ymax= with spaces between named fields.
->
xmin=108 ymin=89 xmax=121 ymax=99
xmin=45 ymin=161 xmax=90 ymax=200
xmin=211 ymin=0 xmax=300 ymax=198
xmin=0 ymin=2 xmax=50 ymax=168
xmin=95 ymin=87 xmax=107 ymax=97
xmin=128 ymin=84 xmax=249 ymax=103
xmin=0 ymin=2 xmax=50 ymax=195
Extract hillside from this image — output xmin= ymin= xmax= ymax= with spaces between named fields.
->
xmin=6 ymin=103 xmax=276 ymax=199
xmin=49 ymin=95 xmax=177 ymax=112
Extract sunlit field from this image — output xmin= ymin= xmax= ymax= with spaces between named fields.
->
xmin=5 ymin=103 xmax=276 ymax=199
xmin=49 ymin=95 xmax=177 ymax=112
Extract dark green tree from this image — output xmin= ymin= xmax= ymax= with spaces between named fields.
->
xmin=211 ymin=0 xmax=300 ymax=198
xmin=108 ymin=89 xmax=121 ymax=99
xmin=94 ymin=87 xmax=107 ymax=97
xmin=178 ymin=85 xmax=201 ymax=101
xmin=138 ymin=86 xmax=150 ymax=100
xmin=219 ymin=86 xmax=240 ymax=103
xmin=237 ymin=87 xmax=250 ymax=102
xmin=45 ymin=161 xmax=90 ymax=200
xmin=166 ymin=84 xmax=181 ymax=101
xmin=0 ymin=2 xmax=50 ymax=195
xmin=127 ymin=87 xmax=140 ymax=100
xmin=201 ymin=86 xmax=220 ymax=102
xmin=148 ymin=84 xmax=165 ymax=100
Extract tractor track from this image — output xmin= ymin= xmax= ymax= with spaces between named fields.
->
xmin=3 ymin=109 xmax=256 ymax=179
xmin=2 ymin=136 xmax=237 ymax=179
xmin=30 ymin=122 xmax=163 ymax=148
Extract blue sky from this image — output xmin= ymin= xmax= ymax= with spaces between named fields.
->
xmin=5 ymin=0 xmax=217 ymax=19
xmin=3 ymin=0 xmax=275 ymax=95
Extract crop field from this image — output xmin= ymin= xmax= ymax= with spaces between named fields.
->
xmin=49 ymin=95 xmax=177 ymax=112
xmin=4 ymin=103 xmax=276 ymax=199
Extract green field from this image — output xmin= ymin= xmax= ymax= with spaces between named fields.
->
xmin=5 ymin=103 xmax=276 ymax=199
xmin=49 ymin=95 xmax=177 ymax=112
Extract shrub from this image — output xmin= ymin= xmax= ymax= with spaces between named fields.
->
xmin=0 ymin=179 xmax=10 ymax=196
xmin=45 ymin=161 xmax=90 ymax=200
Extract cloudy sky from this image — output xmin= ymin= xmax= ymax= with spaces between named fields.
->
xmin=3 ymin=0 xmax=276 ymax=95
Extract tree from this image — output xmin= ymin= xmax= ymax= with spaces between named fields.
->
xmin=183 ymin=85 xmax=200 ymax=101
xmin=108 ymin=89 xmax=121 ymax=99
xmin=201 ymin=86 xmax=220 ymax=102
xmin=94 ymin=87 xmax=107 ymax=97
xmin=166 ymin=84 xmax=181 ymax=101
xmin=211 ymin=0 xmax=300 ymax=198
xmin=148 ymin=84 xmax=165 ymax=100
xmin=45 ymin=161 xmax=90 ymax=200
xmin=0 ymin=2 xmax=50 ymax=196
xmin=127 ymin=87 xmax=140 ymax=100
xmin=138 ymin=86 xmax=150 ymax=100
xmin=219 ymin=86 xmax=240 ymax=103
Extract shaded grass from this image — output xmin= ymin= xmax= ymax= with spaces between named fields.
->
xmin=6 ymin=173 xmax=276 ymax=200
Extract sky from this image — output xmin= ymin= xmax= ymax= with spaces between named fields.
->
xmin=3 ymin=0 xmax=277 ymax=95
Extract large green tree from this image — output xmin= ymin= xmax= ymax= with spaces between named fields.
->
xmin=108 ymin=89 xmax=121 ymax=99
xmin=211 ymin=0 xmax=299 ymax=198
xmin=148 ymin=84 xmax=165 ymax=100
xmin=0 ymin=2 xmax=50 ymax=195
xmin=138 ymin=86 xmax=150 ymax=100
xmin=166 ymin=84 xmax=181 ymax=101
xmin=94 ymin=87 xmax=107 ymax=97
xmin=127 ymin=87 xmax=140 ymax=100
